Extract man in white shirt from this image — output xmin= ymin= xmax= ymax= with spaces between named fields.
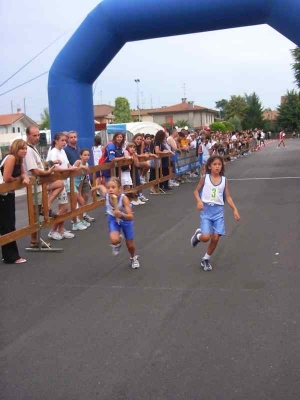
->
xmin=24 ymin=126 xmax=64 ymax=247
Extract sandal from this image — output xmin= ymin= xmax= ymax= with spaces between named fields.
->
xmin=29 ymin=242 xmax=51 ymax=249
xmin=15 ymin=258 xmax=27 ymax=264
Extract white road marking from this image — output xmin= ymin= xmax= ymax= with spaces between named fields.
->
xmin=229 ymin=177 xmax=300 ymax=181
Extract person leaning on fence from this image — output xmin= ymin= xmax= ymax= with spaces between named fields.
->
xmin=166 ymin=129 xmax=180 ymax=187
xmin=92 ymin=135 xmax=103 ymax=195
xmin=64 ymin=130 xmax=80 ymax=165
xmin=47 ymin=132 xmax=78 ymax=239
xmin=101 ymin=132 xmax=125 ymax=181
xmin=122 ymin=142 xmax=143 ymax=206
xmin=23 ymin=126 xmax=65 ymax=248
xmin=131 ymin=134 xmax=149 ymax=203
xmin=0 ymin=139 xmax=30 ymax=264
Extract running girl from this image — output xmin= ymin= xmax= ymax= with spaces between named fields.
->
xmin=190 ymin=155 xmax=240 ymax=271
xmin=91 ymin=177 xmax=140 ymax=269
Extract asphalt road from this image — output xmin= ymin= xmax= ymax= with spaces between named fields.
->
xmin=1 ymin=140 xmax=300 ymax=400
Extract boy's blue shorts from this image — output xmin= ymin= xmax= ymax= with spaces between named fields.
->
xmin=200 ymin=203 xmax=225 ymax=236
xmin=108 ymin=215 xmax=134 ymax=240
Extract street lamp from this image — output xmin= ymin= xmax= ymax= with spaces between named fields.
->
xmin=134 ymin=79 xmax=140 ymax=122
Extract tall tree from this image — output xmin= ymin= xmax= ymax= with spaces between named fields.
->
xmin=227 ymin=115 xmax=242 ymax=131
xmin=40 ymin=107 xmax=50 ymax=129
xmin=225 ymin=95 xmax=248 ymax=121
xmin=215 ymin=99 xmax=228 ymax=119
xmin=243 ymin=92 xmax=264 ymax=129
xmin=277 ymin=90 xmax=300 ymax=131
xmin=291 ymin=47 xmax=300 ymax=89
xmin=113 ymin=97 xmax=132 ymax=123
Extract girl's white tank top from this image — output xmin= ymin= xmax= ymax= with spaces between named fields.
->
xmin=105 ymin=193 xmax=126 ymax=216
xmin=200 ymin=174 xmax=226 ymax=205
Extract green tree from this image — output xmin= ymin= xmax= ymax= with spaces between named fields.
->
xmin=243 ymin=92 xmax=264 ymax=129
xmin=277 ymin=90 xmax=300 ymax=131
xmin=175 ymin=119 xmax=188 ymax=128
xmin=210 ymin=122 xmax=226 ymax=132
xmin=113 ymin=97 xmax=132 ymax=123
xmin=40 ymin=107 xmax=50 ymax=129
xmin=291 ymin=47 xmax=300 ymax=89
xmin=225 ymin=95 xmax=248 ymax=121
xmin=227 ymin=115 xmax=242 ymax=131
xmin=223 ymin=121 xmax=235 ymax=132
xmin=215 ymin=99 xmax=228 ymax=119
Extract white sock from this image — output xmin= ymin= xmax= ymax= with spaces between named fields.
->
xmin=196 ymin=233 xmax=202 ymax=241
xmin=203 ymin=253 xmax=210 ymax=260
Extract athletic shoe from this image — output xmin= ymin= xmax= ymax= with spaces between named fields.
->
xmin=169 ymin=180 xmax=179 ymax=187
xmin=72 ymin=222 xmax=88 ymax=231
xmin=49 ymin=231 xmax=64 ymax=240
xmin=84 ymin=214 xmax=95 ymax=222
xmin=191 ymin=228 xmax=201 ymax=248
xmin=201 ymin=258 xmax=212 ymax=271
xmin=62 ymin=230 xmax=75 ymax=239
xmin=138 ymin=194 xmax=149 ymax=202
xmin=130 ymin=200 xmax=140 ymax=206
xmin=130 ymin=255 xmax=140 ymax=269
xmin=80 ymin=219 xmax=90 ymax=227
xmin=137 ymin=198 xmax=146 ymax=205
xmin=111 ymin=235 xmax=123 ymax=256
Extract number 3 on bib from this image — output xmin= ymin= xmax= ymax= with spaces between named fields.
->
xmin=211 ymin=188 xmax=216 ymax=199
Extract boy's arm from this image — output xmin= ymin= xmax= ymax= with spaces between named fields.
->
xmin=113 ymin=195 xmax=133 ymax=220
xmin=194 ymin=177 xmax=205 ymax=210
xmin=225 ymin=181 xmax=240 ymax=221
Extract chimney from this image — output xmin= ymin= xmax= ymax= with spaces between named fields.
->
xmin=182 ymin=98 xmax=187 ymax=103
xmin=17 ymin=108 xmax=22 ymax=113
xmin=188 ymin=101 xmax=194 ymax=109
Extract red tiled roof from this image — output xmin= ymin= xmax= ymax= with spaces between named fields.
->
xmin=148 ymin=102 xmax=218 ymax=114
xmin=94 ymin=104 xmax=114 ymax=117
xmin=131 ymin=108 xmax=160 ymax=116
xmin=0 ymin=113 xmax=24 ymax=126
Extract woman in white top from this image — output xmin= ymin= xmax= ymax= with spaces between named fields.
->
xmin=46 ymin=132 xmax=77 ymax=240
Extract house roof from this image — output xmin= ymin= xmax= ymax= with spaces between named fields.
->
xmin=94 ymin=104 xmax=114 ymax=117
xmin=0 ymin=113 xmax=38 ymax=127
xmin=148 ymin=102 xmax=218 ymax=115
xmin=131 ymin=108 xmax=160 ymax=117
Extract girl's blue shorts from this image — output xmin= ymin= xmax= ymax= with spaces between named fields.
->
xmin=200 ymin=203 xmax=225 ymax=236
xmin=108 ymin=215 xmax=134 ymax=240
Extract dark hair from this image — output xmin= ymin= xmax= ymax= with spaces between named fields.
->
xmin=51 ymin=132 xmax=67 ymax=149
xmin=144 ymin=134 xmax=151 ymax=139
xmin=133 ymin=133 xmax=143 ymax=142
xmin=108 ymin=177 xmax=122 ymax=187
xmin=205 ymin=155 xmax=225 ymax=176
xmin=112 ymin=132 xmax=125 ymax=147
xmin=80 ymin=148 xmax=90 ymax=155
xmin=154 ymin=130 xmax=166 ymax=145
xmin=94 ymin=135 xmax=102 ymax=146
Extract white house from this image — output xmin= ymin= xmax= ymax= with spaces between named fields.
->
xmin=0 ymin=112 xmax=39 ymax=146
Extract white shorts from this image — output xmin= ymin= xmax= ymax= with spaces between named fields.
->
xmin=121 ymin=170 xmax=132 ymax=186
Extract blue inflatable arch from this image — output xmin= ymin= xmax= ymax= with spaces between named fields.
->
xmin=48 ymin=0 xmax=300 ymax=148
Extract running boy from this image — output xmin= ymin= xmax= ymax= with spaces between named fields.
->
xmin=190 ymin=155 xmax=240 ymax=271
xmin=91 ymin=177 xmax=140 ymax=269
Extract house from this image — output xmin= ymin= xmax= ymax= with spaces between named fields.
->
xmin=131 ymin=109 xmax=154 ymax=123
xmin=93 ymin=104 xmax=115 ymax=124
xmin=262 ymin=109 xmax=279 ymax=121
xmin=0 ymin=111 xmax=39 ymax=146
xmin=147 ymin=98 xmax=218 ymax=129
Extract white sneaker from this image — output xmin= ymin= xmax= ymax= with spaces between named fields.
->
xmin=169 ymin=180 xmax=179 ymax=187
xmin=137 ymin=198 xmax=145 ymax=205
xmin=80 ymin=219 xmax=90 ymax=227
xmin=139 ymin=194 xmax=149 ymax=202
xmin=49 ymin=231 xmax=64 ymax=240
xmin=83 ymin=214 xmax=95 ymax=222
xmin=111 ymin=235 xmax=123 ymax=256
xmin=130 ymin=200 xmax=140 ymax=206
xmin=72 ymin=222 xmax=88 ymax=231
xmin=62 ymin=230 xmax=75 ymax=239
xmin=130 ymin=255 xmax=140 ymax=269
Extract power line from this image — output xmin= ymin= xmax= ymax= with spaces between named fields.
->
xmin=0 ymin=31 xmax=67 ymax=88
xmin=0 ymin=71 xmax=49 ymax=97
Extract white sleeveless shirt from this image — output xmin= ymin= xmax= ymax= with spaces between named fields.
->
xmin=105 ymin=193 xmax=126 ymax=216
xmin=200 ymin=174 xmax=226 ymax=205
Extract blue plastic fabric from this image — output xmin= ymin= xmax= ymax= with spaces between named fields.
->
xmin=48 ymin=0 xmax=300 ymax=149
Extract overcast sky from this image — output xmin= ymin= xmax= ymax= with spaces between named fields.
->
xmin=0 ymin=0 xmax=297 ymax=121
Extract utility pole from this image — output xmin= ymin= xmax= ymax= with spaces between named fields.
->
xmin=11 ymin=100 xmax=13 ymax=114
xmin=24 ymin=98 xmax=26 ymax=114
xmin=100 ymin=90 xmax=102 ymax=104
xmin=183 ymin=83 xmax=186 ymax=98
xmin=150 ymin=95 xmax=153 ymax=109
xmin=134 ymin=79 xmax=140 ymax=121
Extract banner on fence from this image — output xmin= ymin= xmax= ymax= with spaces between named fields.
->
xmin=173 ymin=149 xmax=200 ymax=175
